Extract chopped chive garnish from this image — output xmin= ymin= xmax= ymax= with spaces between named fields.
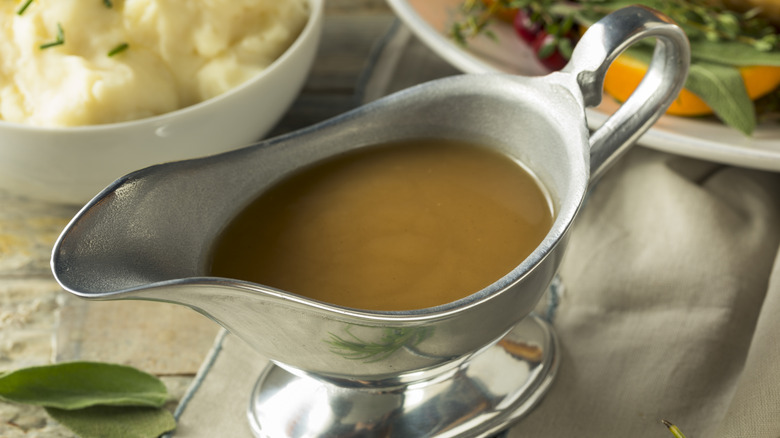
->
xmin=103 ymin=0 xmax=113 ymax=8
xmin=16 ymin=0 xmax=33 ymax=15
xmin=39 ymin=23 xmax=64 ymax=50
xmin=107 ymin=42 xmax=129 ymax=57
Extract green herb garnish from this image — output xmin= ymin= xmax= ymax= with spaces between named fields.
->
xmin=0 ymin=361 xmax=168 ymax=408
xmin=47 ymin=405 xmax=176 ymax=438
xmin=0 ymin=361 xmax=176 ymax=438
xmin=16 ymin=0 xmax=33 ymax=16
xmin=451 ymin=0 xmax=780 ymax=135
xmin=39 ymin=23 xmax=65 ymax=50
xmin=103 ymin=0 xmax=113 ymax=8
xmin=662 ymin=419 xmax=688 ymax=438
xmin=108 ymin=42 xmax=129 ymax=57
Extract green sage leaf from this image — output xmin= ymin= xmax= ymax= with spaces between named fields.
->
xmin=690 ymin=41 xmax=780 ymax=66
xmin=46 ymin=405 xmax=176 ymax=438
xmin=0 ymin=362 xmax=167 ymax=410
xmin=685 ymin=61 xmax=756 ymax=135
xmin=621 ymin=46 xmax=756 ymax=135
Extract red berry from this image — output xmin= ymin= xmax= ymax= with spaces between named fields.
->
xmin=512 ymin=9 xmax=541 ymax=45
xmin=531 ymin=32 xmax=569 ymax=71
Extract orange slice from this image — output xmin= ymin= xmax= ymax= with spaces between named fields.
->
xmin=604 ymin=52 xmax=780 ymax=116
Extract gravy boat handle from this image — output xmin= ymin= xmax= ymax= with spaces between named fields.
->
xmin=563 ymin=5 xmax=690 ymax=182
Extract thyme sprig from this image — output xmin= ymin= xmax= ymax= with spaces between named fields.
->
xmin=453 ymin=1 xmax=580 ymax=62
xmin=39 ymin=23 xmax=64 ymax=50
xmin=626 ymin=0 xmax=780 ymax=50
xmin=452 ymin=0 xmax=780 ymax=52
xmin=450 ymin=0 xmax=780 ymax=134
xmin=451 ymin=0 xmax=503 ymax=45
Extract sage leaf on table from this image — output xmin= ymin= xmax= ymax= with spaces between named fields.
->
xmin=46 ymin=405 xmax=176 ymax=438
xmin=0 ymin=361 xmax=168 ymax=409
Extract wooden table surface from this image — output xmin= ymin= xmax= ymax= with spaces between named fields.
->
xmin=0 ymin=1 xmax=396 ymax=435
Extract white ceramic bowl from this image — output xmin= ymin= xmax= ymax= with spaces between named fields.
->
xmin=0 ymin=0 xmax=323 ymax=205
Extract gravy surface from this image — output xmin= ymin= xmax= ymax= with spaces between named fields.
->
xmin=209 ymin=139 xmax=553 ymax=311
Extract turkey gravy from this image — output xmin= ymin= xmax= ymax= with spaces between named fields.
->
xmin=209 ymin=139 xmax=553 ymax=311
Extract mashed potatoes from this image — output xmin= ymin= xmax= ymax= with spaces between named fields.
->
xmin=0 ymin=0 xmax=308 ymax=126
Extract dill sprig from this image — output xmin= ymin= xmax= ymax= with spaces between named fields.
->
xmin=39 ymin=23 xmax=65 ymax=50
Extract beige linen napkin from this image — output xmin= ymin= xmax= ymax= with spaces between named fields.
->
xmin=173 ymin=24 xmax=780 ymax=437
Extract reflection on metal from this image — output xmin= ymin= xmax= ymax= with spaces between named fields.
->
xmin=249 ymin=315 xmax=559 ymax=438
xmin=327 ymin=326 xmax=434 ymax=362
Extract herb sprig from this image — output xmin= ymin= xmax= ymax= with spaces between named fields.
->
xmin=662 ymin=419 xmax=688 ymax=438
xmin=15 ymin=1 xmax=131 ymax=57
xmin=16 ymin=0 xmax=33 ymax=16
xmin=453 ymin=0 xmax=780 ymax=52
xmin=451 ymin=0 xmax=780 ymax=135
xmin=107 ymin=42 xmax=129 ymax=57
xmin=39 ymin=23 xmax=64 ymax=50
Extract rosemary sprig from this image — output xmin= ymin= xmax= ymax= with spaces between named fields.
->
xmin=39 ymin=23 xmax=65 ymax=50
xmin=107 ymin=42 xmax=128 ymax=57
xmin=16 ymin=0 xmax=33 ymax=16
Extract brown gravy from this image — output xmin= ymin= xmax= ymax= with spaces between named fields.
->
xmin=209 ymin=139 xmax=553 ymax=311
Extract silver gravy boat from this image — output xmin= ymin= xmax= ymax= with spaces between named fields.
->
xmin=52 ymin=6 xmax=688 ymax=438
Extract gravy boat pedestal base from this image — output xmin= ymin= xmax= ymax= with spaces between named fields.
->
xmin=249 ymin=314 xmax=558 ymax=438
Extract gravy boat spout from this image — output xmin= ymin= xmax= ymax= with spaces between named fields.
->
xmin=52 ymin=6 xmax=688 ymax=437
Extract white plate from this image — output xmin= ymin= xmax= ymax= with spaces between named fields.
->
xmin=387 ymin=0 xmax=780 ymax=171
